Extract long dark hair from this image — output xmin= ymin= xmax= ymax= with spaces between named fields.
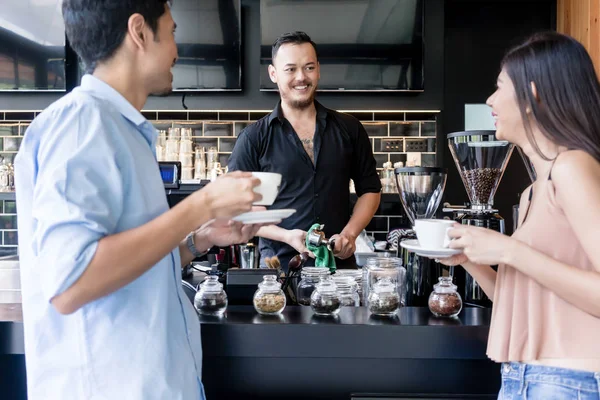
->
xmin=502 ymin=31 xmax=600 ymax=162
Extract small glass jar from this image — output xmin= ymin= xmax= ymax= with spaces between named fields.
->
xmin=362 ymin=257 xmax=405 ymax=306
xmin=194 ymin=275 xmax=227 ymax=316
xmin=368 ymin=277 xmax=400 ymax=316
xmin=253 ymin=275 xmax=286 ymax=315
xmin=334 ymin=269 xmax=363 ymax=304
xmin=296 ymin=267 xmax=331 ymax=306
xmin=333 ymin=275 xmax=360 ymax=307
xmin=428 ymin=276 xmax=463 ymax=317
xmin=310 ymin=276 xmax=342 ymax=316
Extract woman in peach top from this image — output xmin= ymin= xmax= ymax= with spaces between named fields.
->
xmin=440 ymin=32 xmax=600 ymax=399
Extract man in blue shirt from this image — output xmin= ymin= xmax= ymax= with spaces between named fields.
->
xmin=15 ymin=1 xmax=264 ymax=399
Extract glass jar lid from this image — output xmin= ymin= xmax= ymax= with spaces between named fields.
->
xmin=334 ymin=269 xmax=362 ymax=281
xmin=365 ymin=257 xmax=402 ymax=269
xmin=433 ymin=276 xmax=457 ymax=293
xmin=332 ymin=275 xmax=357 ymax=291
xmin=301 ymin=267 xmax=331 ymax=279
xmin=372 ymin=277 xmax=397 ymax=293
xmin=199 ymin=275 xmax=223 ymax=294
xmin=257 ymin=275 xmax=282 ymax=293
xmin=315 ymin=276 xmax=338 ymax=294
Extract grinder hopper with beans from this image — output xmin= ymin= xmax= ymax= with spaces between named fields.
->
xmin=445 ymin=130 xmax=514 ymax=306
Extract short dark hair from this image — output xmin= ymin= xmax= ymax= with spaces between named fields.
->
xmin=271 ymin=31 xmax=317 ymax=62
xmin=502 ymin=31 xmax=600 ymax=162
xmin=62 ymin=0 xmax=170 ymax=73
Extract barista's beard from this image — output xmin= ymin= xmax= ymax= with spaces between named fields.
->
xmin=288 ymin=96 xmax=315 ymax=110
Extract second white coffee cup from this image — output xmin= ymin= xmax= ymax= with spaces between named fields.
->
xmin=251 ymin=172 xmax=282 ymax=206
xmin=414 ymin=219 xmax=456 ymax=249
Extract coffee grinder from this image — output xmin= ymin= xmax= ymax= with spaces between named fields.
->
xmin=445 ymin=130 xmax=514 ymax=306
xmin=394 ymin=167 xmax=447 ymax=306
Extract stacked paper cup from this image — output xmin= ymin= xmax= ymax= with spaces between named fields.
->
xmin=179 ymin=128 xmax=194 ymax=180
xmin=165 ymin=127 xmax=180 ymax=162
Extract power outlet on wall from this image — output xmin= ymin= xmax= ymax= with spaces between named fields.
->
xmin=405 ymin=138 xmax=428 ymax=152
xmin=380 ymin=138 xmax=404 ymax=152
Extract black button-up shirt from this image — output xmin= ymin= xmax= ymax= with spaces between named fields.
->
xmin=228 ymin=101 xmax=381 ymax=269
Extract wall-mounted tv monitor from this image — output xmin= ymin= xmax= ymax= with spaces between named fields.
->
xmin=170 ymin=0 xmax=242 ymax=91
xmin=260 ymin=0 xmax=424 ymax=92
xmin=0 ymin=0 xmax=66 ymax=91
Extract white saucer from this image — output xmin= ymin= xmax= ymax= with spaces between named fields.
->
xmin=232 ymin=209 xmax=296 ymax=224
xmin=400 ymin=239 xmax=462 ymax=258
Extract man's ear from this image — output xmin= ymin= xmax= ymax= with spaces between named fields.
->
xmin=128 ymin=13 xmax=147 ymax=49
xmin=268 ymin=64 xmax=277 ymax=84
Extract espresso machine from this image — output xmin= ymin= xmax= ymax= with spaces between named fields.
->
xmin=394 ymin=167 xmax=447 ymax=306
xmin=445 ymin=130 xmax=514 ymax=306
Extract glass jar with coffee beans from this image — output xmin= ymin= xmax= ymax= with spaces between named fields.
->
xmin=296 ymin=267 xmax=331 ymax=306
xmin=333 ymin=275 xmax=360 ymax=307
xmin=310 ymin=276 xmax=342 ymax=316
xmin=428 ymin=276 xmax=463 ymax=317
xmin=368 ymin=277 xmax=400 ymax=316
xmin=253 ymin=275 xmax=286 ymax=315
xmin=194 ymin=275 xmax=228 ymax=316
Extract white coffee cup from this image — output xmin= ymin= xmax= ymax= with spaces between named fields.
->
xmin=413 ymin=219 xmax=456 ymax=249
xmin=251 ymin=172 xmax=282 ymax=206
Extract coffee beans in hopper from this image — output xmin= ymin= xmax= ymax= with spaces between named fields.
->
xmin=463 ymin=168 xmax=502 ymax=204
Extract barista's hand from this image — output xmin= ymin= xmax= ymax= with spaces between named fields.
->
xmin=196 ymin=171 xmax=261 ymax=220
xmin=331 ymin=232 xmax=356 ymax=260
xmin=194 ymin=207 xmax=275 ymax=250
xmin=285 ymin=229 xmax=315 ymax=258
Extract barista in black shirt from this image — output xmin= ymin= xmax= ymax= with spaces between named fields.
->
xmin=228 ymin=31 xmax=381 ymax=269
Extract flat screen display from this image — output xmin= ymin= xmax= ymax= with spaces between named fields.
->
xmin=260 ymin=0 xmax=424 ymax=92
xmin=0 ymin=0 xmax=66 ymax=91
xmin=170 ymin=0 xmax=242 ymax=91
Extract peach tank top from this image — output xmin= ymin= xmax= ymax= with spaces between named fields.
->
xmin=487 ymin=174 xmax=600 ymax=364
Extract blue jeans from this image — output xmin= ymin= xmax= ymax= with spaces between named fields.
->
xmin=499 ymin=362 xmax=600 ymax=399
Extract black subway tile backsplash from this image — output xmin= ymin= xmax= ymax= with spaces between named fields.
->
xmin=405 ymin=112 xmax=437 ymax=121
xmin=218 ymin=153 xmax=230 ymax=167
xmin=0 ymin=108 xmax=440 ymax=253
xmin=366 ymin=216 xmax=389 ymax=232
xmin=3 ymin=230 xmax=17 ymax=246
xmin=188 ymin=111 xmax=219 ymax=120
xmin=373 ymin=153 xmax=389 ymax=167
xmin=373 ymin=232 xmax=388 ymax=242
xmin=361 ymin=122 xmax=388 ymax=137
xmin=192 ymin=138 xmax=218 ymax=150
xmin=142 ymin=111 xmax=157 ymax=120
xmin=0 ymin=125 xmax=18 ymax=136
xmin=390 ymin=122 xmax=419 ymax=137
xmin=218 ymin=112 xmax=249 ymax=121
xmin=204 ymin=122 xmax=233 ymax=137
xmin=219 ymin=138 xmax=236 ymax=152
xmin=378 ymin=200 xmax=405 ymax=216
xmin=5 ymin=112 xmax=35 ymax=121
xmin=421 ymin=154 xmax=437 ymax=167
xmin=234 ymin=122 xmax=251 ymax=136
xmin=0 ymin=215 xmax=17 ymax=230
xmin=390 ymin=153 xmax=407 ymax=165
xmin=4 ymin=201 xmax=16 ymax=214
xmin=156 ymin=111 xmax=188 ymax=120
xmin=421 ymin=121 xmax=436 ymax=137
xmin=389 ymin=217 xmax=409 ymax=230
xmin=374 ymin=112 xmax=406 ymax=121
xmin=249 ymin=112 xmax=269 ymax=120
xmin=3 ymin=137 xmax=21 ymax=151
xmin=344 ymin=112 xmax=373 ymax=121
xmin=151 ymin=122 xmax=173 ymax=131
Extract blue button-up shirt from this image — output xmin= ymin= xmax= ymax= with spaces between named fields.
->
xmin=15 ymin=75 xmax=205 ymax=400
